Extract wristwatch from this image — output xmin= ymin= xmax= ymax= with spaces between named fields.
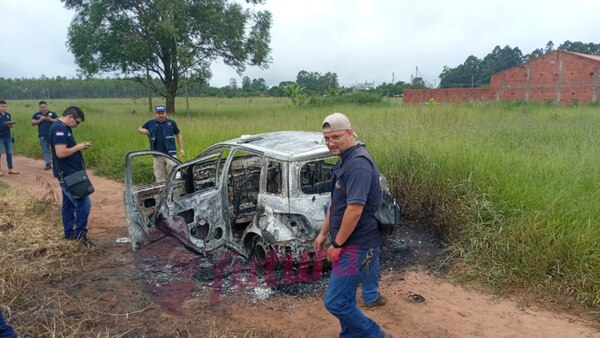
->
xmin=331 ymin=239 xmax=343 ymax=248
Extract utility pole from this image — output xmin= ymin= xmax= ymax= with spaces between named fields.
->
xmin=147 ymin=68 xmax=153 ymax=113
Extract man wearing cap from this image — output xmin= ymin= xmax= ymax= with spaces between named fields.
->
xmin=314 ymin=112 xmax=392 ymax=338
xmin=138 ymin=105 xmax=185 ymax=182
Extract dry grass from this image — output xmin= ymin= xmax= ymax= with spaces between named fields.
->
xmin=0 ymin=191 xmax=99 ymax=337
xmin=0 ymin=190 xmax=284 ymax=337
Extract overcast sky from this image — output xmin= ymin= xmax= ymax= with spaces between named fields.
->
xmin=2 ymin=0 xmax=599 ymax=88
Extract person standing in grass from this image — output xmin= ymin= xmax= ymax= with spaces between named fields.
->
xmin=0 ymin=99 xmax=19 ymax=176
xmin=49 ymin=106 xmax=94 ymax=248
xmin=137 ymin=104 xmax=185 ymax=182
xmin=31 ymin=100 xmax=58 ymax=170
xmin=314 ymin=112 xmax=391 ymax=338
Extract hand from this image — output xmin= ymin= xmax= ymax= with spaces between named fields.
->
xmin=179 ymin=148 xmax=185 ymax=157
xmin=80 ymin=142 xmax=92 ymax=150
xmin=139 ymin=128 xmax=149 ymax=136
xmin=314 ymin=233 xmax=327 ymax=251
xmin=326 ymin=245 xmax=342 ymax=262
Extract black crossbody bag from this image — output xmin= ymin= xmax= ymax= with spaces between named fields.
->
xmin=61 ymin=162 xmax=95 ymax=199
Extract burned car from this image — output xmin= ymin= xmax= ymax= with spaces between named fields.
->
xmin=124 ymin=131 xmax=338 ymax=264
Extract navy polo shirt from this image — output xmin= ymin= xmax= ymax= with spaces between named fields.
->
xmin=32 ymin=111 xmax=58 ymax=138
xmin=49 ymin=120 xmax=85 ymax=179
xmin=328 ymin=145 xmax=382 ymax=249
xmin=0 ymin=112 xmax=12 ymax=139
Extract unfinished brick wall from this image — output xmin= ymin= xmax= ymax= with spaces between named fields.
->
xmin=405 ymin=51 xmax=600 ymax=104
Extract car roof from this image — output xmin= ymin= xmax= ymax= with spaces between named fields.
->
xmin=212 ymin=131 xmax=333 ymax=161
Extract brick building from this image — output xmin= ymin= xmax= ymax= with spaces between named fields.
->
xmin=403 ymin=50 xmax=600 ymax=104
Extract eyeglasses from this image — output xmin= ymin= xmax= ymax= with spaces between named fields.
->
xmin=71 ymin=115 xmax=81 ymax=125
xmin=323 ymin=130 xmax=348 ymax=144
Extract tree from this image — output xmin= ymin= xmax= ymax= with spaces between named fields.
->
xmin=296 ymin=70 xmax=339 ymax=95
xmin=242 ymin=76 xmax=252 ymax=91
xmin=61 ymin=0 xmax=272 ymax=113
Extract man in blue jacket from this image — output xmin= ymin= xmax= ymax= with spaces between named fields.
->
xmin=0 ymin=99 xmax=18 ymax=176
xmin=138 ymin=104 xmax=185 ymax=182
xmin=31 ymin=100 xmax=58 ymax=170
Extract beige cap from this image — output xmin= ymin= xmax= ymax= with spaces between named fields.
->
xmin=322 ymin=112 xmax=352 ymax=132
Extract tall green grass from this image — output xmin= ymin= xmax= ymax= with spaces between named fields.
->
xmin=6 ymin=97 xmax=600 ymax=309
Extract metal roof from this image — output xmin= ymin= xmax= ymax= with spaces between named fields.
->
xmin=214 ymin=131 xmax=333 ymax=161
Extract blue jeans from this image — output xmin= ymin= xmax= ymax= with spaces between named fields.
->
xmin=0 ymin=137 xmax=13 ymax=169
xmin=60 ymin=182 xmax=91 ymax=239
xmin=39 ymin=136 xmax=52 ymax=166
xmin=324 ymin=246 xmax=382 ymax=338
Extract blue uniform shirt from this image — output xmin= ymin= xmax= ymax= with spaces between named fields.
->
xmin=141 ymin=119 xmax=180 ymax=156
xmin=32 ymin=111 xmax=58 ymax=138
xmin=328 ymin=145 xmax=382 ymax=249
xmin=0 ymin=112 xmax=13 ymax=139
xmin=49 ymin=120 xmax=85 ymax=179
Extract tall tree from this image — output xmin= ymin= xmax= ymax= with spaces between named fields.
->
xmin=62 ymin=0 xmax=272 ymax=113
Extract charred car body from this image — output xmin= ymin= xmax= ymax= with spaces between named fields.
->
xmin=124 ymin=131 xmax=340 ymax=264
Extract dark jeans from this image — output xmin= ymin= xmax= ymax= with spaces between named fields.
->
xmin=60 ymin=182 xmax=92 ymax=239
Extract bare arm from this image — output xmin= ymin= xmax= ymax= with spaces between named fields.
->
xmin=314 ymin=204 xmax=332 ymax=251
xmin=333 ymin=203 xmax=364 ymax=245
xmin=54 ymin=142 xmax=91 ymax=159
xmin=176 ymin=133 xmax=185 ymax=157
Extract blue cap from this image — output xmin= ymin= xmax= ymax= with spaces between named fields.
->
xmin=155 ymin=105 xmax=166 ymax=112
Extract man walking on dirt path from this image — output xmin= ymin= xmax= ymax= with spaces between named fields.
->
xmin=314 ymin=112 xmax=391 ymax=338
xmin=0 ymin=99 xmax=19 ymax=176
xmin=137 ymin=104 xmax=185 ymax=182
xmin=31 ymin=100 xmax=58 ymax=170
xmin=49 ymin=106 xmax=94 ymax=248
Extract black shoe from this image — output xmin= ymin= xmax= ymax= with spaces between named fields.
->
xmin=44 ymin=164 xmax=52 ymax=170
xmin=78 ymin=237 xmax=95 ymax=248
xmin=64 ymin=235 xmax=76 ymax=240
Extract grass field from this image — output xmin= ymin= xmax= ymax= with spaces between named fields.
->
xmin=6 ymin=97 xmax=600 ymax=310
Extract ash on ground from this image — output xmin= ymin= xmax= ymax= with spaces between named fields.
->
xmin=191 ymin=224 xmax=446 ymax=300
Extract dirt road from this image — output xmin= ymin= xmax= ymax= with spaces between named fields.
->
xmin=3 ymin=155 xmax=598 ymax=337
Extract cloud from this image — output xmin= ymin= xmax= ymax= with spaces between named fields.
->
xmin=2 ymin=0 xmax=600 ymax=88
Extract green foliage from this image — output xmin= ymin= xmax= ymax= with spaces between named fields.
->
xmin=61 ymin=0 xmax=272 ymax=113
xmin=307 ymin=92 xmax=382 ymax=106
xmin=283 ymin=83 xmax=307 ymax=105
xmin=296 ymin=70 xmax=339 ymax=95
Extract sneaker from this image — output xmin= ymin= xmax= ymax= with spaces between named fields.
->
xmin=78 ymin=237 xmax=96 ymax=248
xmin=44 ymin=164 xmax=52 ymax=170
xmin=365 ymin=295 xmax=387 ymax=309
xmin=380 ymin=331 xmax=393 ymax=338
xmin=8 ymin=169 xmax=19 ymax=174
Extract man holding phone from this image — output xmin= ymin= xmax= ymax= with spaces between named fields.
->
xmin=49 ymin=106 xmax=94 ymax=248
xmin=31 ymin=100 xmax=58 ymax=170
